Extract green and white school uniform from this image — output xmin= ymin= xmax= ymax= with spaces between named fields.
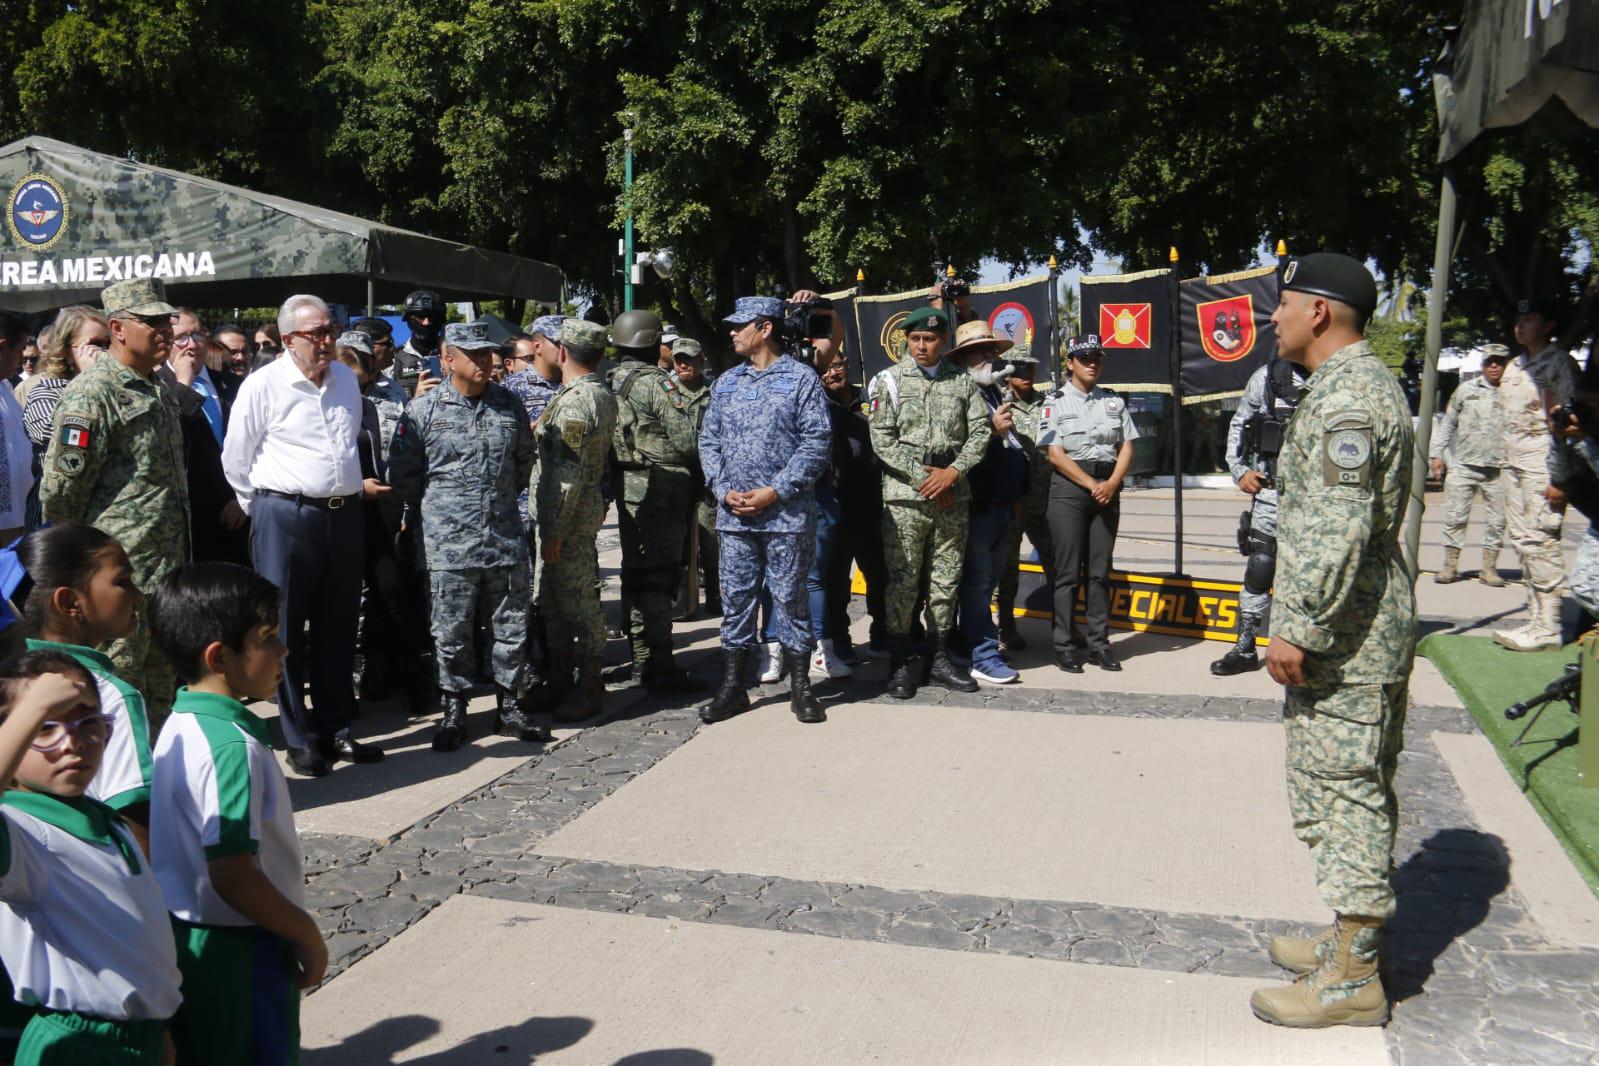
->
xmin=150 ymin=688 xmax=304 ymax=1065
xmin=24 ymin=641 xmax=154 ymax=812
xmin=0 ymin=792 xmax=180 ymax=1064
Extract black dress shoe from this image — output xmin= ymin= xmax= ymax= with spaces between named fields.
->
xmin=287 ymin=746 xmax=332 ymax=777
xmin=1087 ymin=647 xmax=1122 ymax=672
xmin=326 ymin=736 xmax=386 ymax=764
xmin=1055 ymin=653 xmax=1084 ymax=674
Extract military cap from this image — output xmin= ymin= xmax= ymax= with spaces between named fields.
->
xmin=403 ymin=289 xmax=445 ymax=317
xmin=102 ymin=278 xmax=177 ymax=317
xmin=562 ymin=319 xmax=608 ymax=353
xmin=722 ymin=296 xmax=785 ymax=324
xmin=1067 ymin=334 xmax=1106 ymax=361
xmin=443 ymin=319 xmax=498 ymax=351
xmin=529 ymin=314 xmax=566 ymax=342
xmin=671 ymin=337 xmax=704 ymax=360
xmin=336 ymin=330 xmax=373 ymax=355
xmin=1280 ymin=253 xmax=1377 ymax=316
xmin=1515 ymin=296 xmax=1563 ymax=323
xmin=1007 ymin=341 xmax=1037 ymax=364
xmin=902 ymin=306 xmax=950 ymax=334
xmin=661 ymin=322 xmax=681 ymax=344
xmin=1479 ymin=343 xmax=1511 ymax=363
xmin=351 ymin=316 xmax=392 ymax=340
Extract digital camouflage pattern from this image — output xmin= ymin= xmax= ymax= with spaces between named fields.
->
xmin=41 ymin=352 xmax=189 ymax=714
xmin=1225 ymin=363 xmax=1304 ymax=617
xmin=1439 ymin=463 xmax=1505 ymax=554
xmin=1273 ymin=339 xmax=1415 ymax=924
xmin=502 ymin=368 xmax=560 ymax=532
xmin=996 ymin=390 xmax=1054 ymax=611
xmin=1499 ymin=343 xmax=1576 ymax=599
xmin=535 ymin=375 xmax=618 ymax=658
xmin=386 ymin=378 xmax=535 ymax=571
xmin=678 ymin=375 xmax=718 ymax=601
xmin=366 ymin=373 xmax=408 ymax=533
xmin=882 ymin=500 xmax=968 ymax=633
xmin=427 ymin=564 xmax=528 ymax=694
xmin=1551 ymin=437 xmax=1599 ymax=618
xmin=720 ymin=531 xmax=815 ymax=651
xmin=1432 ymin=374 xmax=1507 ymax=468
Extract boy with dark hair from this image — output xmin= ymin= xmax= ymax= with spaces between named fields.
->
xmin=148 ymin=562 xmax=325 ymax=1063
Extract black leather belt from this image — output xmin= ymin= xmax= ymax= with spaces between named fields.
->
xmin=257 ymin=488 xmax=358 ymax=510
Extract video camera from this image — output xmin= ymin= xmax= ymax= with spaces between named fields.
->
xmin=937 ymin=276 xmax=970 ymax=302
xmin=779 ymin=296 xmax=835 ymax=365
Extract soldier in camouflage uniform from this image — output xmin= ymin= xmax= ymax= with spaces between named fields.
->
xmin=993 ymin=342 xmax=1053 ymax=649
xmin=1429 ymin=344 xmax=1509 ymax=586
xmin=697 ymin=297 xmax=832 ymax=725
xmin=41 ymin=278 xmax=189 ymax=718
xmin=609 ymin=309 xmax=705 ymax=693
xmin=535 ymin=320 xmax=619 ymax=723
xmin=502 ymin=317 xmax=566 ymax=673
xmin=671 ymin=338 xmax=717 ymax=618
xmin=387 ymin=320 xmax=546 ymax=751
xmin=1254 ymin=253 xmax=1415 ymax=1029
xmin=867 ymin=305 xmax=990 ymax=699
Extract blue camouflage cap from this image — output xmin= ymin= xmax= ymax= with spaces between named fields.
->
xmin=722 ymin=296 xmax=784 ymax=325
xmin=443 ymin=319 xmax=499 ymax=351
xmin=530 ymin=314 xmax=566 ymax=342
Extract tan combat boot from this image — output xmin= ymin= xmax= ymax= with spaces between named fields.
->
xmin=1433 ymin=547 xmax=1461 ymax=584
xmin=1268 ymin=923 xmax=1336 ymax=974
xmin=1251 ymin=915 xmax=1389 ymax=1028
xmin=1493 ymin=591 xmax=1561 ymax=652
xmin=1478 ymin=549 xmax=1505 ymax=587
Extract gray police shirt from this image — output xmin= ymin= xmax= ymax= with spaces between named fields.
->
xmin=1036 ymin=382 xmax=1138 ymax=463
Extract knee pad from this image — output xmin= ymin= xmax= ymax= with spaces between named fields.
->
xmin=1244 ymin=550 xmax=1276 ymax=596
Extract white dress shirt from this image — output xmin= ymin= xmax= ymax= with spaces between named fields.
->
xmin=221 ymin=355 xmax=362 ymax=513
xmin=0 ymin=385 xmax=35 ymax=530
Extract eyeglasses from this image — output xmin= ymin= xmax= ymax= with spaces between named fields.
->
xmin=31 ymin=713 xmax=113 ymax=753
xmin=286 ymin=326 xmax=336 ymax=344
xmin=174 ymin=331 xmax=209 ymax=347
xmin=219 ymin=344 xmax=247 ymax=357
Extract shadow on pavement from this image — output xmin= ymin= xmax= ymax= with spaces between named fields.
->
xmin=302 ymin=1013 xmax=595 ymax=1064
xmin=1386 ymin=827 xmax=1509 ymax=1002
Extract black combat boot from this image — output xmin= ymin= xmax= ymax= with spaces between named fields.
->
xmin=543 ymin=648 xmax=576 ymax=708
xmin=927 ymin=631 xmax=978 ymax=693
xmin=1210 ymin=613 xmax=1263 ymax=676
xmin=644 ymin=648 xmax=708 ymax=696
xmin=886 ymin=637 xmax=918 ymax=700
xmin=785 ymin=649 xmax=825 ymax=724
xmin=553 ymin=657 xmax=605 ymax=723
xmin=431 ymin=691 xmax=471 ymax=752
xmin=700 ymin=648 xmax=752 ymax=724
xmin=494 ymin=686 xmax=551 ymax=743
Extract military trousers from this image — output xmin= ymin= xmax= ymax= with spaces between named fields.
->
xmin=617 ymin=468 xmax=695 ymax=664
xmin=1239 ymin=495 xmax=1279 ymax=620
xmin=1047 ymin=472 xmax=1120 ymax=654
xmin=1440 ymin=463 xmax=1505 ymax=554
xmin=696 ymin=497 xmax=720 ymax=600
xmin=1504 ymin=464 xmax=1565 ymax=596
xmin=1284 ymin=679 xmax=1408 ymax=921
xmin=539 ymin=533 xmax=607 ymax=658
xmin=103 ymin=608 xmax=176 ymax=727
xmin=1569 ymin=526 xmax=1599 ymax=621
xmin=996 ymin=488 xmax=1053 ymax=617
xmin=721 ymin=530 xmax=814 ymax=652
xmin=427 ymin=564 xmax=529 ymax=694
xmin=881 ymin=498 xmax=968 ymax=635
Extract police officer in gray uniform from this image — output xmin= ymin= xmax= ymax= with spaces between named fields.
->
xmin=1039 ymin=334 xmax=1138 ymax=672
xmin=387 ymin=320 xmax=547 ymax=751
xmin=1212 ymin=357 xmax=1306 ymax=676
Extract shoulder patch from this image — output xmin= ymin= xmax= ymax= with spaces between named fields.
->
xmin=1323 ymin=425 xmax=1373 ymax=488
xmin=561 ymin=420 xmax=588 ymax=449
xmin=55 ymin=450 xmax=86 ymax=475
xmin=58 ymin=416 xmax=91 ymax=449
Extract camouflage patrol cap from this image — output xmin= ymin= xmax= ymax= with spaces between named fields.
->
xmin=336 ymin=330 xmax=373 ymax=355
xmin=1479 ymin=343 xmax=1511 ymax=364
xmin=102 ymin=278 xmax=177 ymax=317
xmin=1007 ymin=341 xmax=1037 ymax=364
xmin=562 ymin=319 xmax=608 ymax=354
xmin=722 ymin=296 xmax=784 ymax=325
xmin=443 ymin=319 xmax=498 ymax=351
xmin=671 ymin=337 xmax=704 ymax=360
xmin=529 ymin=314 xmax=566 ymax=342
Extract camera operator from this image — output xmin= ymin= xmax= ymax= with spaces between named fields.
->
xmin=927 ymin=275 xmax=980 ymax=327
xmin=1211 ymin=355 xmax=1306 ymax=676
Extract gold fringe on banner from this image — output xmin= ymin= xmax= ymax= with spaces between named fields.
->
xmin=1080 ymin=267 xmax=1172 ymax=285
xmin=1182 ymin=264 xmax=1278 ymax=286
xmin=851 ymin=272 xmax=1050 ymax=304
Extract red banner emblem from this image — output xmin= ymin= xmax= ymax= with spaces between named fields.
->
xmin=1196 ymin=294 xmax=1256 ymax=362
xmin=1099 ymin=304 xmax=1151 ymax=349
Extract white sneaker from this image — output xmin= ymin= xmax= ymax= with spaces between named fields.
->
xmin=810 ymin=639 xmax=853 ymax=679
xmin=758 ymin=641 xmax=785 ymax=683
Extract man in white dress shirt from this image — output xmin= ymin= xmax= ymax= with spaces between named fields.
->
xmin=222 ymin=294 xmax=384 ymax=777
xmin=0 ymin=315 xmax=35 ymax=543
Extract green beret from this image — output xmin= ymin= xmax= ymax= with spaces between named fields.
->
xmin=903 ymin=306 xmax=950 ymax=334
xmin=1281 ymin=253 xmax=1377 ymax=316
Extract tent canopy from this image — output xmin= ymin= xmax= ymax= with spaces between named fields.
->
xmin=1435 ymin=0 xmax=1599 ymax=161
xmin=0 ymin=137 xmax=563 ymax=313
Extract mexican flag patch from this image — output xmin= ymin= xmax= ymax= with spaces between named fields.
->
xmin=60 ymin=424 xmax=90 ymax=449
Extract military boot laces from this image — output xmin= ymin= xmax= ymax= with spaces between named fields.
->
xmin=1210 ymin=614 xmax=1262 ymax=676
xmin=785 ymin=649 xmax=826 ymax=724
xmin=431 ymin=692 xmax=471 ymax=753
xmin=1251 ymin=915 xmax=1388 ymax=1029
xmin=927 ymin=633 xmax=978 ymax=693
xmin=1494 ymin=590 xmax=1562 ymax=652
xmin=494 ymin=687 xmax=551 ymax=743
xmin=1268 ymin=923 xmax=1337 ymax=974
xmin=700 ymin=649 xmax=752 ymax=724
xmin=552 ymin=657 xmax=605 ymax=724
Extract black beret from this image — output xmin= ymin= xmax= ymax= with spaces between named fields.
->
xmin=1516 ymin=296 xmax=1564 ymax=323
xmin=1281 ymin=253 xmax=1378 ymax=316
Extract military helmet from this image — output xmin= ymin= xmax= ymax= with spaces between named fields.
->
xmin=403 ymin=289 xmax=445 ymax=319
xmin=611 ymin=309 xmax=663 ymax=349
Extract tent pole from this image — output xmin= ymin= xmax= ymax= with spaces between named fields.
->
xmin=1403 ymin=166 xmax=1457 ymax=580
xmin=365 ymin=279 xmax=374 ymax=319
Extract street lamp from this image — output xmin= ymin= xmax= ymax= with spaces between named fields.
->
xmin=623 ymin=128 xmax=635 ymax=311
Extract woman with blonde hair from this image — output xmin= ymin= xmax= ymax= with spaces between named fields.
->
xmin=21 ymin=306 xmax=108 ymax=529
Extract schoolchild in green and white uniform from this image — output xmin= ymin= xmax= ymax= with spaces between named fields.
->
xmin=149 ymin=562 xmax=325 ymax=1065
xmin=0 ymin=650 xmax=181 ymax=1065
xmin=16 ymin=526 xmax=154 ymax=839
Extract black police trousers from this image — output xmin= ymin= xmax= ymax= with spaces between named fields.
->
xmin=1046 ymin=462 xmax=1120 ymax=655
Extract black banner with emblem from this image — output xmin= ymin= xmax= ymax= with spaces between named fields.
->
xmin=1078 ymin=268 xmax=1177 ymax=393
xmin=1177 ymin=265 xmax=1280 ymax=401
xmin=849 ymin=274 xmax=1053 ymax=382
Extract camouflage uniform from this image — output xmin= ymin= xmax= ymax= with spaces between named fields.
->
xmin=995 ymin=387 xmax=1054 ymax=621
xmin=611 ymin=355 xmax=701 ymax=670
xmin=1551 ymin=436 xmax=1599 ymax=620
xmin=41 ymin=289 xmax=190 ymax=717
xmin=535 ymin=374 xmax=619 ymax=658
xmin=1498 ymin=343 xmax=1576 ymax=606
xmin=1431 ymin=374 xmax=1506 ymax=555
xmin=677 ymin=373 xmax=718 ymax=605
xmin=386 ymin=376 xmax=535 ymax=694
xmin=867 ymin=355 xmax=990 ymax=634
xmin=1272 ymin=340 xmax=1416 ymax=921
xmin=700 ymin=355 xmax=831 ymax=651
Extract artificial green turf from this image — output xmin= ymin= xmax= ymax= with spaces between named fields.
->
xmin=1419 ymin=634 xmax=1599 ymax=895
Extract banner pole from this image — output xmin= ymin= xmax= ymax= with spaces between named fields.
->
xmin=1168 ymin=247 xmax=1185 ymax=577
xmin=1047 ymin=255 xmax=1060 ymax=382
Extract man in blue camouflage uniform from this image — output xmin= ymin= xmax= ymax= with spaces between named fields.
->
xmin=698 ymin=296 xmax=833 ymax=725
xmin=387 ymin=320 xmax=547 ymax=752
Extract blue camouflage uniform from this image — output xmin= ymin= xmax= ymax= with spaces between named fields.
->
xmin=700 ymin=336 xmax=832 ymax=653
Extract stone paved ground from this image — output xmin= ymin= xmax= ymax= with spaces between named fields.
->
xmin=301 ymin=677 xmax=1599 ymax=1065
